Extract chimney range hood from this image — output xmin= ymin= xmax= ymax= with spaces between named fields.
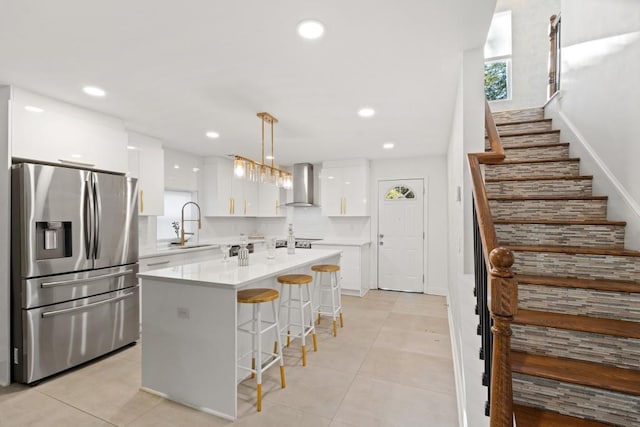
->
xmin=286 ymin=163 xmax=316 ymax=207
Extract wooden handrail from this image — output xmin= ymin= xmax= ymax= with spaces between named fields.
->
xmin=468 ymin=99 xmax=517 ymax=427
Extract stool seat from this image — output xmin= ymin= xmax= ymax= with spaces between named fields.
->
xmin=277 ymin=274 xmax=313 ymax=285
xmin=238 ymin=288 xmax=279 ymax=304
xmin=311 ymin=264 xmax=340 ymax=273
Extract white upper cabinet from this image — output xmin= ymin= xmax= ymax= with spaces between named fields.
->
xmin=257 ymin=183 xmax=289 ymax=217
xmin=202 ymin=157 xmax=258 ymax=217
xmin=320 ymin=159 xmax=370 ymax=216
xmin=164 ymin=148 xmax=202 ymax=192
xmin=10 ymin=87 xmax=128 ymax=173
xmin=127 ymin=132 xmax=164 ymax=216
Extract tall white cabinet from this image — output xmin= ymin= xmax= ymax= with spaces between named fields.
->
xmin=127 ymin=132 xmax=164 ymax=216
xmin=320 ymin=159 xmax=370 ymax=216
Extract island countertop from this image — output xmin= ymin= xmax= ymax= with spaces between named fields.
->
xmin=138 ymin=248 xmax=342 ymax=289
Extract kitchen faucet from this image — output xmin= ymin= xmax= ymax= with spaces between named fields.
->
xmin=180 ymin=201 xmax=202 ymax=246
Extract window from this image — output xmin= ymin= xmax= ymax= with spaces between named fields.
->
xmin=157 ymin=190 xmax=199 ymax=242
xmin=484 ymin=11 xmax=512 ymax=101
xmin=385 ymin=185 xmax=415 ymax=200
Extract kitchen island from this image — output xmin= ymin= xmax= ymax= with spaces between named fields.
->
xmin=137 ymin=248 xmax=341 ymax=420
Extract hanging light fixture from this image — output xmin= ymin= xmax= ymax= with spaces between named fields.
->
xmin=234 ymin=112 xmax=292 ymax=189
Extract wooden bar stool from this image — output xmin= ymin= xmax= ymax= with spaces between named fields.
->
xmin=276 ymin=274 xmax=318 ymax=366
xmin=311 ymin=264 xmax=343 ymax=337
xmin=237 ymin=288 xmax=286 ymax=412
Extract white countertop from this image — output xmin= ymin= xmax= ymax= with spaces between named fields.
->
xmin=139 ymin=243 xmax=220 ymax=259
xmin=138 ymin=248 xmax=342 ymax=288
xmin=312 ymin=238 xmax=371 ymax=246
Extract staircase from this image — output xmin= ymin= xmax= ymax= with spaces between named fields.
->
xmin=485 ymin=107 xmax=640 ymax=426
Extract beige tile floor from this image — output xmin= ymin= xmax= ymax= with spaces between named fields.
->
xmin=0 ymin=291 xmax=457 ymax=427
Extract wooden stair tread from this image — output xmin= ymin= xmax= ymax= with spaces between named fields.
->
xmin=487 ymin=129 xmax=561 ymax=138
xmin=507 ymin=244 xmax=640 ymax=257
xmin=492 ymin=157 xmax=579 ymax=165
xmin=513 ymin=404 xmax=614 ymax=427
xmin=503 ymin=142 xmax=568 ymax=150
xmin=511 ymin=351 xmax=640 ymax=396
xmin=513 ymin=309 xmax=640 ymax=339
xmin=494 ymin=219 xmax=626 ymax=226
xmin=516 ymin=274 xmax=640 ymax=293
xmin=486 ymin=175 xmax=593 ymax=183
xmin=489 ymin=195 xmax=607 ymax=201
xmin=495 ymin=118 xmax=552 ymax=126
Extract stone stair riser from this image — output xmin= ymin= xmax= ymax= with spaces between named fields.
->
xmin=496 ymin=223 xmax=624 ymax=248
xmin=485 ymin=161 xmax=579 ymax=179
xmin=485 ymin=132 xmax=560 ymax=149
xmin=493 ymin=108 xmax=544 ymax=123
xmin=490 ymin=199 xmax=607 ymax=221
xmin=497 ymin=121 xmax=553 ymax=134
xmin=486 ymin=178 xmax=592 ymax=197
xmin=503 ymin=145 xmax=569 ymax=161
xmin=512 ymin=324 xmax=640 ymax=370
xmin=518 ymin=284 xmax=640 ymax=323
xmin=513 ymin=374 xmax=640 ymax=426
xmin=512 ymin=252 xmax=640 ymax=282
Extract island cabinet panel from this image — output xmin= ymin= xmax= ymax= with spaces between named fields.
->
xmin=320 ymin=159 xmax=370 ymax=216
xmin=127 ymin=132 xmax=164 ymax=216
xmin=202 ymin=157 xmax=258 ymax=217
xmin=10 ymin=87 xmax=128 ymax=173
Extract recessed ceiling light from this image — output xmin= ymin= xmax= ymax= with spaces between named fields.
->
xmin=174 ymin=164 xmax=180 ymax=169
xmin=265 ymin=155 xmax=275 ymax=160
xmin=206 ymin=131 xmax=220 ymax=139
xmin=83 ymin=86 xmax=106 ymax=97
xmin=192 ymin=167 xmax=200 ymax=173
xmin=297 ymin=20 xmax=325 ymax=40
xmin=24 ymin=105 xmax=44 ymax=113
xmin=383 ymin=142 xmax=395 ymax=149
xmin=358 ymin=107 xmax=375 ymax=118
xmin=127 ymin=145 xmax=137 ymax=150
xmin=71 ymin=154 xmax=83 ymax=159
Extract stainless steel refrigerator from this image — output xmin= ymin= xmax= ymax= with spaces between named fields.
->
xmin=11 ymin=162 xmax=140 ymax=384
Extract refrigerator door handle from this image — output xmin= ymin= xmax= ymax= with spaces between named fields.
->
xmin=40 ymin=269 xmax=134 ymax=288
xmin=41 ymin=290 xmax=137 ymax=318
xmin=84 ymin=174 xmax=95 ymax=260
xmin=92 ymin=172 xmax=102 ymax=259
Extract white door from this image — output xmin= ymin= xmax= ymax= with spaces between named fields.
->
xmin=377 ymin=179 xmax=424 ymax=292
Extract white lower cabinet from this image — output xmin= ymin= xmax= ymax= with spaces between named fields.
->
xmin=139 ymin=247 xmax=220 ymax=273
xmin=313 ymin=243 xmax=371 ymax=297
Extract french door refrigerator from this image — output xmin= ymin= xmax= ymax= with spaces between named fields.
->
xmin=11 ymin=162 xmax=139 ymax=384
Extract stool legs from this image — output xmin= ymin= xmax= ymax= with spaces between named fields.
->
xmin=315 ymin=270 xmax=344 ymax=337
xmin=278 ymin=282 xmax=317 ymax=367
xmin=238 ymin=294 xmax=286 ymax=413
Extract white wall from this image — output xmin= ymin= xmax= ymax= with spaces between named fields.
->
xmin=447 ymin=47 xmax=490 ymax=427
xmin=0 ymin=87 xmax=10 ymax=386
xmin=546 ymin=0 xmax=640 ymax=249
xmin=368 ymin=156 xmax=448 ymax=296
xmin=490 ymin=0 xmax=560 ymax=111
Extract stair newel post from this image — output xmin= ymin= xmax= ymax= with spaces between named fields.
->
xmin=489 ymin=247 xmax=517 ymax=427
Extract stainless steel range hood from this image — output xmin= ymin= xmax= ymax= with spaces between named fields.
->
xmin=286 ymin=163 xmax=316 ymax=207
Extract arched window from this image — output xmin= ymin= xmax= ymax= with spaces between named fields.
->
xmin=385 ymin=185 xmax=415 ymax=200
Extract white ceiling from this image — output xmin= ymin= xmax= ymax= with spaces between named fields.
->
xmin=0 ymin=1 xmax=495 ymax=166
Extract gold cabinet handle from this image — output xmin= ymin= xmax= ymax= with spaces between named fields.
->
xmin=275 ymin=199 xmax=279 ymax=215
xmin=244 ymin=200 xmax=247 ymax=215
xmin=140 ymin=190 xmax=144 ymax=213
xmin=343 ymin=197 xmax=347 ymax=215
xmin=232 ymin=198 xmax=235 ymax=214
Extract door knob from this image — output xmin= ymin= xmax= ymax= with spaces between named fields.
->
xmin=379 ymin=241 xmax=384 ymax=246
xmin=379 ymin=234 xmax=384 ymax=238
